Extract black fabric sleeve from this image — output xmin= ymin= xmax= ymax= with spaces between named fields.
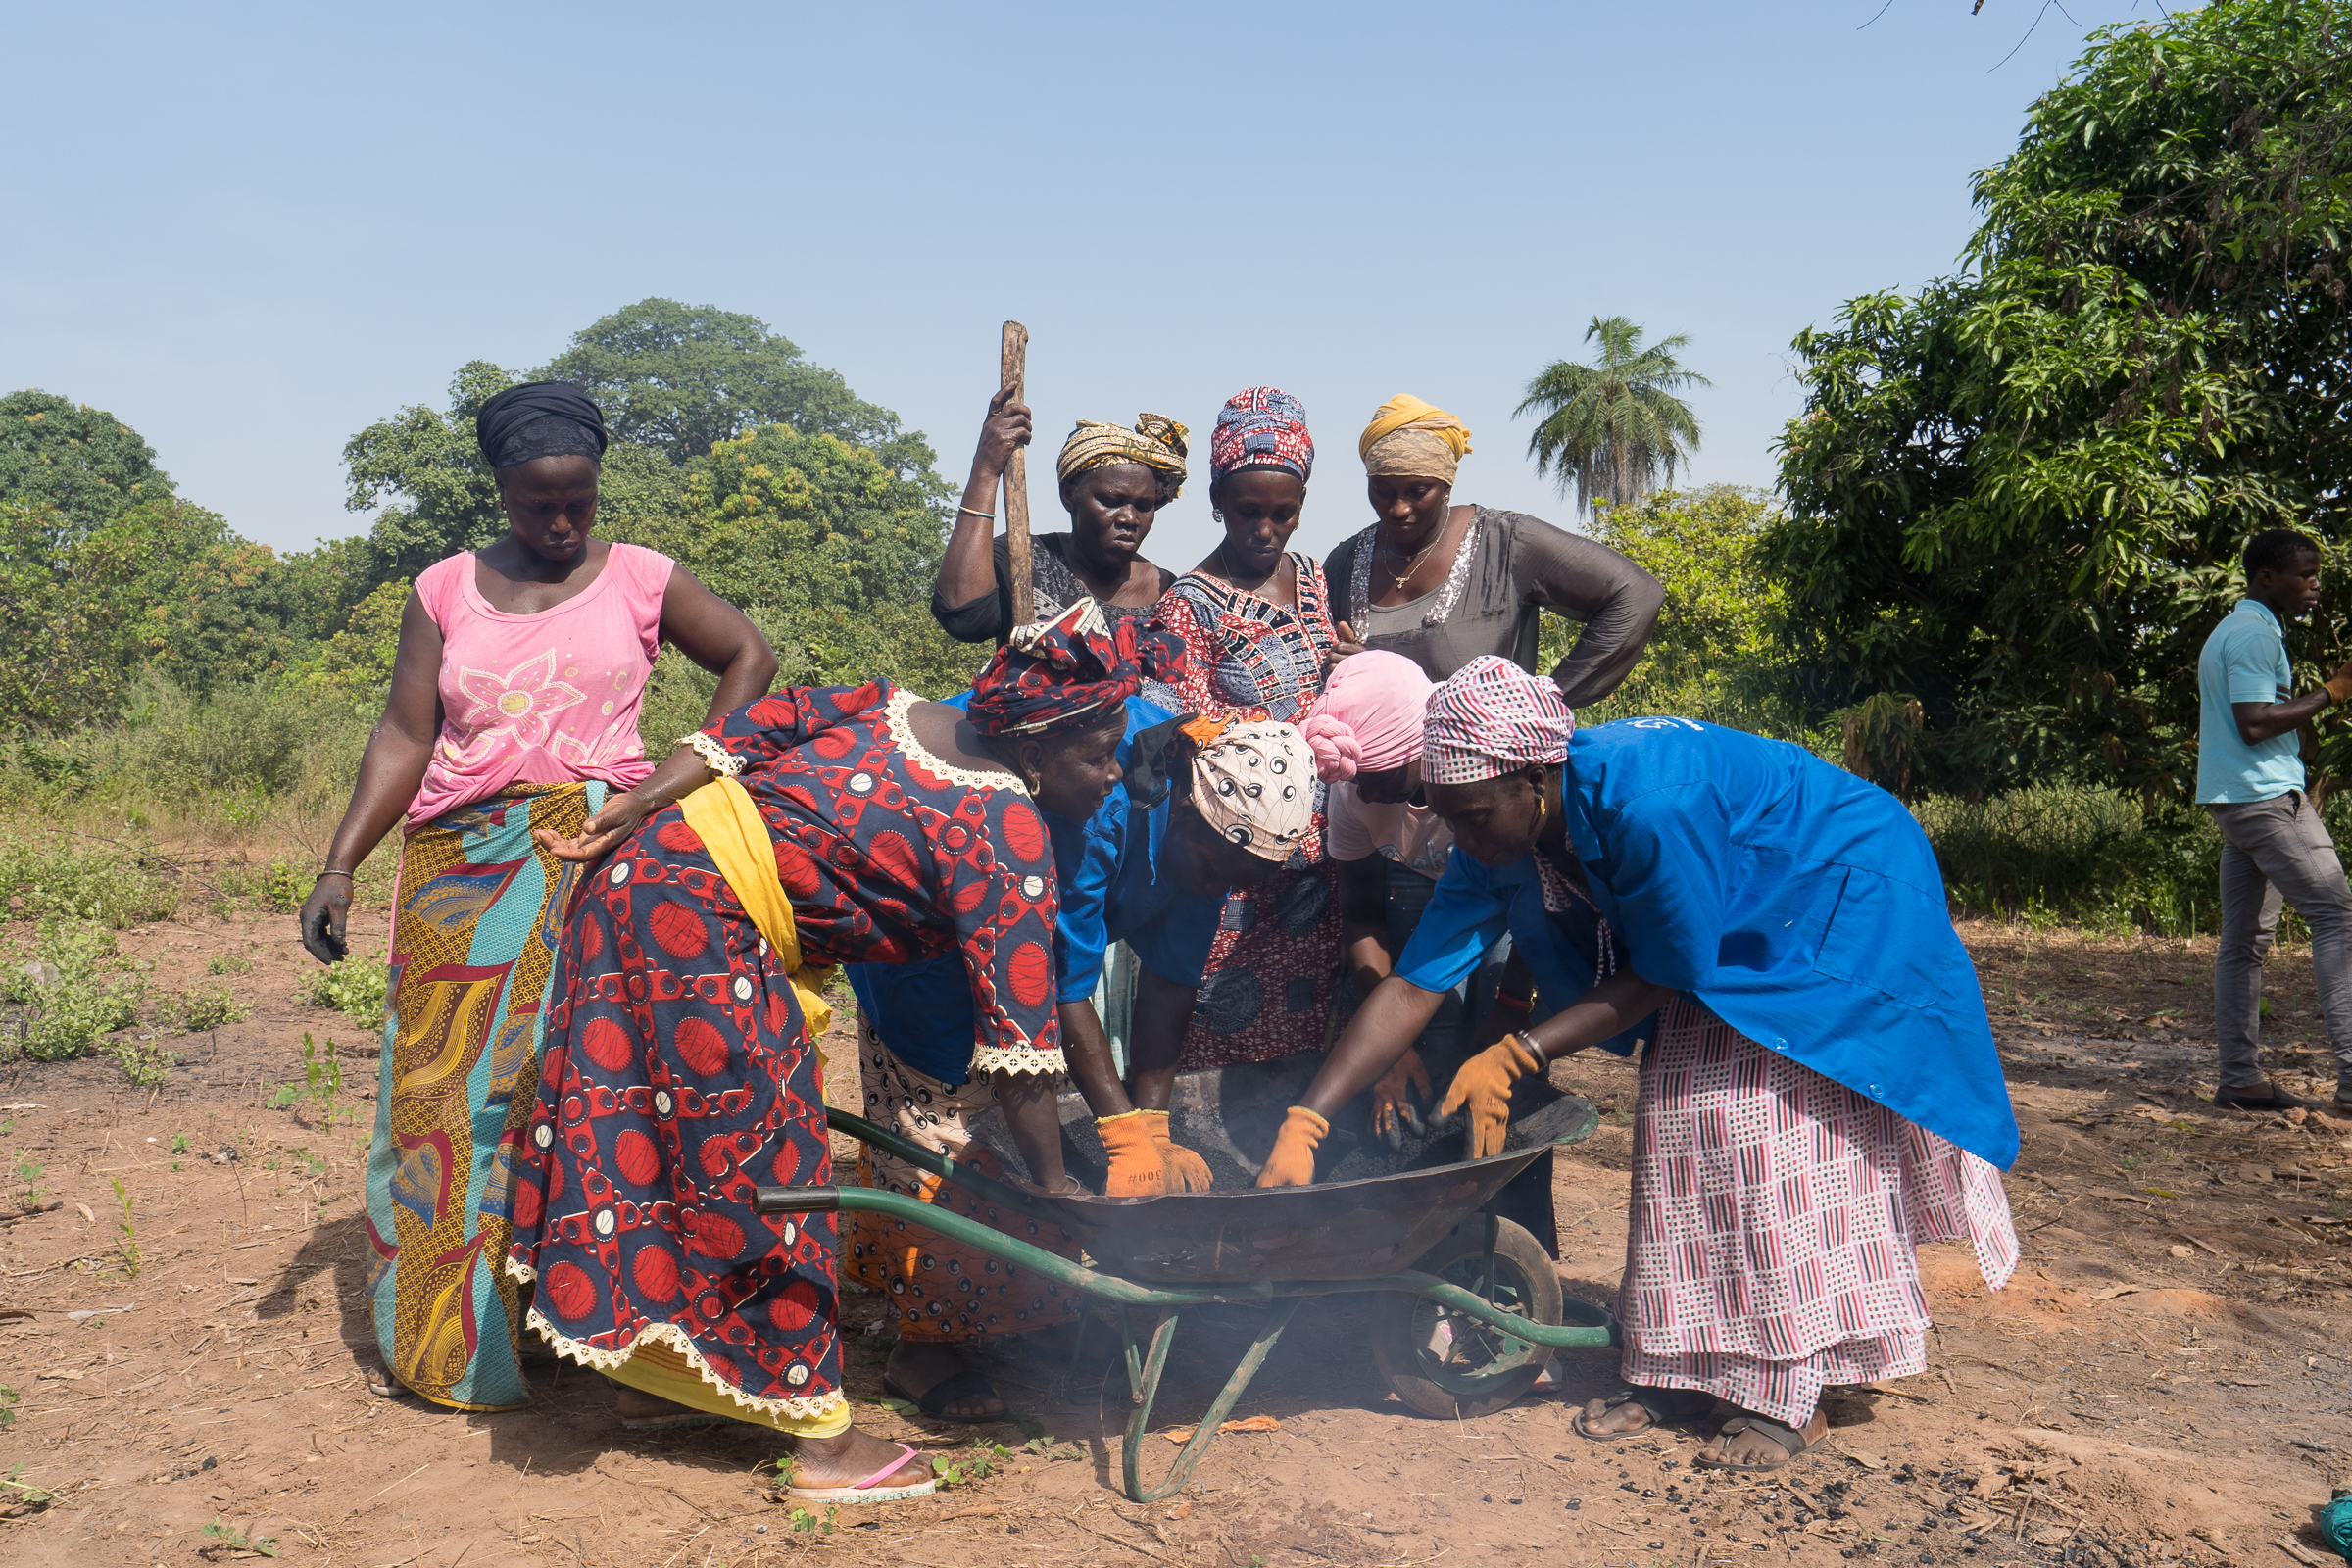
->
xmin=930 ymin=532 xmax=1015 ymax=644
xmin=1504 ymin=511 xmax=1666 ymax=707
xmin=1322 ymin=535 xmax=1360 ymax=629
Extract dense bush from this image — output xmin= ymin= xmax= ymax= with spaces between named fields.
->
xmin=0 ymin=830 xmax=182 ymax=929
xmin=1553 ymin=485 xmax=1831 ymax=751
xmin=1916 ymin=787 xmax=2237 ymax=934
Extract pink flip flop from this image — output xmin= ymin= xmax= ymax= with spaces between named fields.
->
xmin=785 ymin=1442 xmax=938 ymax=1504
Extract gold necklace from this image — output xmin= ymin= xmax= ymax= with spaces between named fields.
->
xmin=1379 ymin=515 xmax=1448 ymax=592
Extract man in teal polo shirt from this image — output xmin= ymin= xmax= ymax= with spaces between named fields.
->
xmin=2196 ymin=528 xmax=2352 ymax=1113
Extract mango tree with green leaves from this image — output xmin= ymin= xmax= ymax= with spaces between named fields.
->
xmin=1548 ymin=486 xmax=1824 ymax=748
xmin=0 ymin=391 xmax=174 ymax=540
xmin=1765 ymin=0 xmax=2352 ymax=799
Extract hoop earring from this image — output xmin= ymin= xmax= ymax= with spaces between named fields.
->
xmin=1212 ymin=509 xmax=1226 ymax=526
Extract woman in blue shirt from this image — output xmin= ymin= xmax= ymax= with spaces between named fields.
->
xmin=847 ymin=607 xmax=1308 ymax=1419
xmin=1257 ymin=658 xmax=2021 ymax=1475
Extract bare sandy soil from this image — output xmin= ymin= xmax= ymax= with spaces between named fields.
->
xmin=2 ymin=912 xmax=2349 ymax=1568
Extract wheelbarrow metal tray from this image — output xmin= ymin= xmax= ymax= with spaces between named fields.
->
xmin=961 ymin=1054 xmax=1598 ymax=1285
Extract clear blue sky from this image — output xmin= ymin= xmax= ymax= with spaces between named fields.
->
xmin=2 ymin=0 xmax=2168 ymax=569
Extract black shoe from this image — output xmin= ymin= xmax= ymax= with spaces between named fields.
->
xmin=2211 ymin=1082 xmax=2323 ymax=1112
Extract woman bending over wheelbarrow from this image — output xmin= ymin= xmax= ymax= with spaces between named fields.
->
xmin=1256 ymin=657 xmax=2021 ymax=1475
xmin=843 ymin=604 xmax=1308 ymax=1420
xmin=503 ymin=644 xmax=1127 ymax=1501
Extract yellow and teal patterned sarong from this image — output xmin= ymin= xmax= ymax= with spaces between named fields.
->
xmin=363 ymin=781 xmax=603 ymax=1410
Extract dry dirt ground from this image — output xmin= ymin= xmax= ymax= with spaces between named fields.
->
xmin=2 ymin=911 xmax=2349 ymax=1568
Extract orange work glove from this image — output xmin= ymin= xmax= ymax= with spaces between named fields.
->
xmin=1437 ymin=1033 xmax=1546 ymax=1158
xmin=2328 ymin=659 xmax=2352 ymax=706
xmin=1370 ymin=1048 xmax=1433 ymax=1141
xmin=1144 ymin=1110 xmax=1214 ymax=1192
xmin=1096 ymin=1111 xmax=1168 ymax=1198
xmin=1255 ymin=1105 xmax=1329 ymax=1189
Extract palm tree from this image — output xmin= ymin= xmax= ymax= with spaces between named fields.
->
xmin=1516 ymin=317 xmax=1709 ymax=516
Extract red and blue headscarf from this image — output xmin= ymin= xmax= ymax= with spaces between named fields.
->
xmin=968 ymin=599 xmax=1181 ymax=738
xmin=1209 ymin=387 xmax=1315 ymax=485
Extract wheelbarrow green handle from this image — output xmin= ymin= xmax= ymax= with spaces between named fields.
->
xmin=751 ymin=1183 xmax=1619 ymax=1351
xmin=820 ymin=1105 xmax=1067 ymax=1229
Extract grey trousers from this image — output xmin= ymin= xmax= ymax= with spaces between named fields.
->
xmin=2208 ymin=791 xmax=2352 ymax=1096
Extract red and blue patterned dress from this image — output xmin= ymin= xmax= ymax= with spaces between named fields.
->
xmin=505 ymin=681 xmax=1063 ymax=1425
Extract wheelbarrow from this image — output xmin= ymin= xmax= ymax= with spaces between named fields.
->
xmin=754 ymin=1057 xmax=1620 ymax=1503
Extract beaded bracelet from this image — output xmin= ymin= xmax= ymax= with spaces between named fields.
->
xmin=956 ymin=505 xmax=998 ymax=520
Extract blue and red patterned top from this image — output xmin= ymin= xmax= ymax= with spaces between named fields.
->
xmin=702 ymin=680 xmax=1064 ymax=1077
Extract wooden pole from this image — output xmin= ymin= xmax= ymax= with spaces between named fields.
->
xmin=1000 ymin=320 xmax=1033 ymax=626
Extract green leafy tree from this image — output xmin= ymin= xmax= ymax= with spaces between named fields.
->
xmin=289 ymin=577 xmax=410 ymax=710
xmin=0 ymin=502 xmax=144 ymax=728
xmin=0 ymin=391 xmax=174 ymax=541
xmin=1516 ymin=318 xmax=1708 ymax=517
xmin=1767 ymin=0 xmax=2352 ymax=798
xmin=82 ymin=500 xmax=304 ymax=694
xmin=606 ymin=424 xmax=970 ymax=696
xmin=542 ymin=298 xmax=934 ymax=476
xmin=341 ymin=360 xmax=516 ymax=585
xmin=1548 ymin=486 xmax=1821 ymax=745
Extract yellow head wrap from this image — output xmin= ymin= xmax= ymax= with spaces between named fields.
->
xmin=1055 ymin=415 xmax=1190 ymax=505
xmin=1357 ymin=395 xmax=1473 ymax=484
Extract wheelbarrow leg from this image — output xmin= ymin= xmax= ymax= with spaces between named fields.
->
xmin=1478 ymin=1213 xmax=1499 ymax=1306
xmin=1120 ymin=1297 xmax=1303 ymax=1504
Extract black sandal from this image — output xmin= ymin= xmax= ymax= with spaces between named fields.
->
xmin=882 ymin=1370 xmax=1004 ymax=1424
xmin=1694 ymin=1411 xmax=1829 ymax=1473
xmin=1572 ymin=1386 xmax=1713 ymax=1441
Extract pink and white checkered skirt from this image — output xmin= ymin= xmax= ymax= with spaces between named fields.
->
xmin=1615 ymin=998 xmax=2018 ymax=1427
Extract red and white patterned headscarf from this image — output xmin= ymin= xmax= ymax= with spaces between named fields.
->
xmin=1209 ymin=387 xmax=1314 ymax=484
xmin=1421 ymin=656 xmax=1575 ymax=784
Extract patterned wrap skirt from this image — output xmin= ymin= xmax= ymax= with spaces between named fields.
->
xmin=1176 ymin=860 xmax=1344 ymax=1069
xmin=365 ymin=781 xmax=601 ymax=1412
xmin=1616 ymin=999 xmax=2020 ymax=1428
xmin=841 ymin=1020 xmax=1085 ymax=1343
xmin=504 ymin=806 xmax=846 ymax=1427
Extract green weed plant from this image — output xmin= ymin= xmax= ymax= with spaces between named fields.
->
xmin=200 ymin=1516 xmax=278 ymax=1557
xmin=1 ymin=919 xmax=145 ymax=1060
xmin=108 ymin=1178 xmax=139 ymax=1280
xmin=302 ymin=951 xmax=388 ymax=1033
xmin=268 ymin=1033 xmax=345 ymax=1130
xmin=161 ymin=983 xmax=250 ymax=1033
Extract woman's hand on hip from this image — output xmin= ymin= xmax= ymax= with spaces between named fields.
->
xmin=298 ymin=878 xmax=351 ymax=965
xmin=533 ymin=789 xmax=659 ymax=864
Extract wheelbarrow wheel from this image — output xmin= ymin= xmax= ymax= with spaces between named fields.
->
xmin=1371 ymin=1216 xmax=1562 ymax=1421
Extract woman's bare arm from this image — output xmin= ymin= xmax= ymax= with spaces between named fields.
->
xmin=298 ymin=591 xmax=445 ymax=962
xmin=935 ymin=387 xmax=1032 ymax=630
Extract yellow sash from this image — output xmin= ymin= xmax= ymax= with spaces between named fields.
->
xmin=676 ymin=776 xmax=836 ymax=1040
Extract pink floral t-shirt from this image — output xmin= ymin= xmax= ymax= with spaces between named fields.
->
xmin=407 ymin=543 xmax=674 ymax=825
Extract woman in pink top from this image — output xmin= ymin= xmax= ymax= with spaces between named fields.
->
xmin=299 ymin=382 xmax=776 ymax=1422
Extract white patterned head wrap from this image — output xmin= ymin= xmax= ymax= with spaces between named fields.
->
xmin=1188 ymin=720 xmax=1314 ymax=860
xmin=1421 ymin=656 xmax=1576 ymax=785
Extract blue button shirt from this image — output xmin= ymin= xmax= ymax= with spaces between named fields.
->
xmin=846 ymin=697 xmax=1222 ymax=1085
xmin=2196 ymin=598 xmax=2303 ymax=804
xmin=1396 ymin=716 xmax=2019 ymax=1169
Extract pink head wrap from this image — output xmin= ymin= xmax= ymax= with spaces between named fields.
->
xmin=1298 ymin=651 xmax=1436 ymax=783
xmin=1421 ymin=656 xmax=1576 ymax=785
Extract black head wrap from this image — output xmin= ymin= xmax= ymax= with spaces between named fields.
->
xmin=475 ymin=381 xmax=610 ymax=471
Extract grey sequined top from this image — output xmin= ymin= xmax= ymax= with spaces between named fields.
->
xmin=1322 ymin=507 xmax=1663 ymax=706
